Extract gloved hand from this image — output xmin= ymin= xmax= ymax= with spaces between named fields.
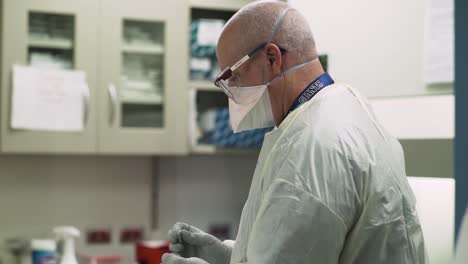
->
xmin=167 ymin=222 xmax=232 ymax=264
xmin=162 ymin=253 xmax=209 ymax=264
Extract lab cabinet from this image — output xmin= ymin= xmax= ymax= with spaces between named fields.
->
xmin=0 ymin=0 xmax=189 ymax=154
xmin=190 ymin=0 xmax=253 ymax=11
xmin=0 ymin=0 xmax=99 ymax=153
xmin=189 ymin=7 xmax=232 ymax=154
xmin=97 ymin=0 xmax=189 ymax=154
xmin=0 ymin=0 xmax=253 ymax=155
xmin=188 ymin=6 xmax=264 ymax=154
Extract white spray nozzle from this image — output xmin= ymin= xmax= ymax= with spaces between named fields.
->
xmin=53 ymin=226 xmax=80 ymax=238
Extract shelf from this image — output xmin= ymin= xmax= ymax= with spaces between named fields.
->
xmin=121 ymin=94 xmax=164 ymax=105
xmin=191 ymin=144 xmax=260 ymax=155
xmin=28 ymin=38 xmax=73 ymax=49
xmin=122 ymin=44 xmax=164 ymax=54
xmin=190 ymin=80 xmax=222 ymax=92
xmin=370 ymin=94 xmax=454 ymax=139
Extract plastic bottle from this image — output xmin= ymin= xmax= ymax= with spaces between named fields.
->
xmin=31 ymin=239 xmax=56 ymax=264
xmin=53 ymin=227 xmax=80 ymax=264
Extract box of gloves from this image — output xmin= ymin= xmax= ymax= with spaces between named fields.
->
xmin=198 ymin=108 xmax=273 ymax=148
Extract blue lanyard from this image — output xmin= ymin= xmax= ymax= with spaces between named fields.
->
xmin=286 ymin=72 xmax=334 ymax=115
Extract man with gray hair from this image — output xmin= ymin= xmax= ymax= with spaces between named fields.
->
xmin=164 ymin=1 xmax=427 ymax=263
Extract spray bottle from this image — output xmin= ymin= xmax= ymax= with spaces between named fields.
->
xmin=53 ymin=227 xmax=80 ymax=264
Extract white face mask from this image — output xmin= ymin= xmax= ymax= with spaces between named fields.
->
xmin=228 ymin=58 xmax=316 ymax=133
xmin=229 ymin=84 xmax=274 ymax=133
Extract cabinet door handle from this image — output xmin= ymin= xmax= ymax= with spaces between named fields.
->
xmin=108 ymin=83 xmax=118 ymax=126
xmin=83 ymin=84 xmax=90 ymax=126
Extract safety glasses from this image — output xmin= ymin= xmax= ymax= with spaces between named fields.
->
xmin=214 ymin=43 xmax=287 ymax=102
xmin=214 ymin=42 xmax=267 ymax=99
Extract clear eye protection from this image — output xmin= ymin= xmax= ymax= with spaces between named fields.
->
xmin=214 ymin=43 xmax=266 ymax=103
xmin=214 ymin=44 xmax=288 ymax=104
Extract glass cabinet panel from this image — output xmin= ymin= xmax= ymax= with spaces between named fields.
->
xmin=120 ymin=19 xmax=165 ymax=128
xmin=28 ymin=12 xmax=75 ymax=69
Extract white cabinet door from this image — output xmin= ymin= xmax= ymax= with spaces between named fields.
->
xmin=1 ymin=0 xmax=99 ymax=153
xmin=98 ymin=0 xmax=190 ymax=154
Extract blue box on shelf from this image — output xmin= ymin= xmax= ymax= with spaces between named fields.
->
xmin=198 ymin=108 xmax=273 ymax=148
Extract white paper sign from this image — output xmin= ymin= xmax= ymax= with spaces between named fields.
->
xmin=423 ymin=0 xmax=454 ymax=84
xmin=11 ymin=65 xmax=88 ymax=132
xmin=197 ymin=19 xmax=225 ymax=46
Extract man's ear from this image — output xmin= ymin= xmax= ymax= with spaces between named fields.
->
xmin=266 ymin=43 xmax=283 ymax=74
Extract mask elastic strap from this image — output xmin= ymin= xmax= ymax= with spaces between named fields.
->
xmin=263 ymin=8 xmax=291 ymax=84
xmin=268 ymin=8 xmax=291 ymax=43
xmin=266 ymin=56 xmax=319 ymax=85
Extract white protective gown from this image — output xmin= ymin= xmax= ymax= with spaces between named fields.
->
xmin=229 ymin=83 xmax=427 ymax=264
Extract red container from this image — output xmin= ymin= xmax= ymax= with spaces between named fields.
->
xmin=136 ymin=240 xmax=171 ymax=264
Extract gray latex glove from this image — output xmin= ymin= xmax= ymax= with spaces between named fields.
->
xmin=167 ymin=222 xmax=232 ymax=264
xmin=162 ymin=253 xmax=209 ymax=264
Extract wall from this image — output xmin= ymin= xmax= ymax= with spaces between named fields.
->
xmin=370 ymin=95 xmax=454 ymax=178
xmin=289 ymin=0 xmax=452 ymax=98
xmin=408 ymin=177 xmax=455 ymax=264
xmin=0 ymin=152 xmax=257 ymax=262
xmin=401 ymin=139 xmax=453 ymax=178
xmin=152 ymin=154 xmax=257 ymax=240
xmin=0 ymin=155 xmax=153 ymax=263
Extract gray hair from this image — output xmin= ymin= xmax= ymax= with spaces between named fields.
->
xmin=226 ymin=0 xmax=317 ymax=61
